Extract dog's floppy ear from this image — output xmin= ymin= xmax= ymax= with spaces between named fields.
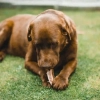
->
xmin=39 ymin=9 xmax=76 ymax=41
xmin=50 ymin=9 xmax=76 ymax=41
xmin=27 ymin=24 xmax=33 ymax=41
xmin=62 ymin=15 xmax=77 ymax=41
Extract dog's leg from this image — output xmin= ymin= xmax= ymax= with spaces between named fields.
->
xmin=0 ymin=20 xmax=13 ymax=61
xmin=25 ymin=61 xmax=50 ymax=87
xmin=25 ymin=43 xmax=50 ymax=87
xmin=52 ymin=59 xmax=77 ymax=90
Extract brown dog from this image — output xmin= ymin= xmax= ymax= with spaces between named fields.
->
xmin=0 ymin=9 xmax=77 ymax=90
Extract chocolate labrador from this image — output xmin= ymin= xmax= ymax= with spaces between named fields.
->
xmin=0 ymin=9 xmax=77 ymax=90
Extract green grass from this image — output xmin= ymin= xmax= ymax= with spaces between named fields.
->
xmin=0 ymin=8 xmax=100 ymax=100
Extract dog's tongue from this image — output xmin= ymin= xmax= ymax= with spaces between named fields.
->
xmin=46 ymin=69 xmax=54 ymax=85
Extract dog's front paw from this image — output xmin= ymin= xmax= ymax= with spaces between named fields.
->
xmin=52 ymin=75 xmax=68 ymax=90
xmin=39 ymin=70 xmax=51 ymax=88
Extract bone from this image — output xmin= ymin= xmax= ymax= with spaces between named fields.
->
xmin=46 ymin=69 xmax=54 ymax=85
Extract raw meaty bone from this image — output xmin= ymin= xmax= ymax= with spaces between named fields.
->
xmin=47 ymin=69 xmax=54 ymax=85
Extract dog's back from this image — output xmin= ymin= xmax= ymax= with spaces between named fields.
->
xmin=0 ymin=14 xmax=36 ymax=57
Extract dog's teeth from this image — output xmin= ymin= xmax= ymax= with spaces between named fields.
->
xmin=47 ymin=69 xmax=54 ymax=85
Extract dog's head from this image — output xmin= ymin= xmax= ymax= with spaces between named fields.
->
xmin=27 ymin=9 xmax=76 ymax=69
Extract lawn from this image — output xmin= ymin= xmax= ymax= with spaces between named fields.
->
xmin=0 ymin=7 xmax=100 ymax=100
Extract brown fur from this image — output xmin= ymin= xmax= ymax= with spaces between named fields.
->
xmin=0 ymin=9 xmax=77 ymax=90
